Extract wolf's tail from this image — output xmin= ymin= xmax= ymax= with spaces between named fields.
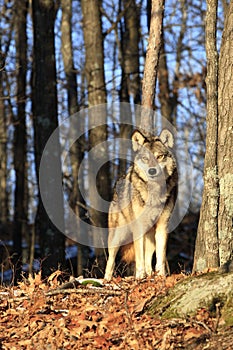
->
xmin=120 ymin=243 xmax=135 ymax=263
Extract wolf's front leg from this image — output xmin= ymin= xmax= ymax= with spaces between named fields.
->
xmin=144 ymin=228 xmax=155 ymax=276
xmin=133 ymin=232 xmax=145 ymax=279
xmin=105 ymin=226 xmax=124 ymax=280
xmin=155 ymin=225 xmax=168 ymax=276
xmin=104 ymin=246 xmax=118 ymax=281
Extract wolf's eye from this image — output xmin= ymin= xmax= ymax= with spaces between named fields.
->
xmin=157 ymin=154 xmax=165 ymax=161
xmin=142 ymin=156 xmax=149 ymax=162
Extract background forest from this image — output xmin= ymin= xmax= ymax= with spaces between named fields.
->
xmin=0 ymin=0 xmax=225 ymax=283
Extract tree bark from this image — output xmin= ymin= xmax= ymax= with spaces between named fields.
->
xmin=149 ymin=0 xmax=173 ymax=123
xmin=122 ymin=0 xmax=141 ymax=105
xmin=81 ymin=0 xmax=107 ymax=107
xmin=81 ymin=0 xmax=110 ymax=268
xmin=118 ymin=0 xmax=140 ymax=177
xmin=0 ymin=47 xmax=7 ymax=224
xmin=13 ymin=0 xmax=28 ymax=282
xmin=61 ymin=0 xmax=88 ymax=276
xmin=193 ymin=0 xmax=219 ymax=272
xmin=32 ymin=0 xmax=65 ymax=277
xmin=61 ymin=0 xmax=83 ymax=215
xmin=158 ymin=37 xmax=173 ymax=123
xmin=158 ymin=0 xmax=187 ymax=124
xmin=61 ymin=0 xmax=78 ymax=117
xmin=193 ymin=0 xmax=233 ymax=272
xmin=217 ymin=1 xmax=233 ymax=266
xmin=81 ymin=0 xmax=111 ymax=209
xmin=141 ymin=0 xmax=165 ymax=131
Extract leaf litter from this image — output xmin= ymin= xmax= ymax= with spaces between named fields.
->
xmin=0 ymin=271 xmax=232 ymax=349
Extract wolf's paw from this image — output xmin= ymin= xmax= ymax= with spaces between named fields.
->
xmin=145 ymin=268 xmax=153 ymax=276
xmin=135 ymin=269 xmax=146 ymax=279
xmin=155 ymin=264 xmax=166 ymax=276
xmin=104 ymin=273 xmax=112 ymax=281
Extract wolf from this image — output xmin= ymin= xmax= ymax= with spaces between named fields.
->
xmin=104 ymin=128 xmax=178 ymax=280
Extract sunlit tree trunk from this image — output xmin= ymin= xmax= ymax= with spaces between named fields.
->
xmin=216 ymin=1 xmax=233 ymax=267
xmin=158 ymin=38 xmax=173 ymax=123
xmin=193 ymin=0 xmax=233 ymax=272
xmin=154 ymin=0 xmax=187 ymax=125
xmin=193 ymin=0 xmax=219 ymax=271
xmin=32 ymin=0 xmax=65 ymax=277
xmin=141 ymin=0 xmax=165 ymax=131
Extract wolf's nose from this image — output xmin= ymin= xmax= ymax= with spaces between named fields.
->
xmin=148 ymin=168 xmax=157 ymax=176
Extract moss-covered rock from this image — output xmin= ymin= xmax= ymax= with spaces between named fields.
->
xmin=221 ymin=291 xmax=233 ymax=327
xmin=149 ymin=272 xmax=233 ymax=322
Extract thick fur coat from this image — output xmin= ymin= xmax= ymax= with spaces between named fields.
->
xmin=104 ymin=129 xmax=178 ymax=280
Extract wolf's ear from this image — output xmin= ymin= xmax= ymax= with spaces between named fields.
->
xmin=160 ymin=129 xmax=174 ymax=148
xmin=131 ymin=130 xmax=146 ymax=151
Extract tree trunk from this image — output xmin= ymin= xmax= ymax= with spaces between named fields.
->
xmin=12 ymin=0 xmax=28 ymax=282
xmin=193 ymin=0 xmax=233 ymax=272
xmin=118 ymin=0 xmax=140 ymax=177
xmin=217 ymin=1 xmax=233 ymax=266
xmin=122 ymin=0 xmax=141 ymax=105
xmin=81 ymin=0 xmax=107 ymax=107
xmin=81 ymin=0 xmax=110 ymax=270
xmin=0 ymin=47 xmax=7 ymax=225
xmin=193 ymin=0 xmax=219 ymax=272
xmin=32 ymin=0 xmax=65 ymax=277
xmin=61 ymin=0 xmax=78 ymax=117
xmin=147 ymin=0 xmax=173 ymax=123
xmin=61 ymin=0 xmax=88 ymax=276
xmin=141 ymin=0 xmax=165 ymax=131
xmin=158 ymin=0 xmax=187 ymax=124
xmin=158 ymin=37 xmax=173 ymax=123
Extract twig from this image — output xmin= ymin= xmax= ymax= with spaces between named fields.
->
xmin=76 ymin=201 xmax=96 ymax=226
xmin=45 ymin=287 xmax=122 ymax=297
xmin=124 ymin=290 xmax=133 ymax=328
xmin=123 ymin=289 xmax=142 ymax=347
xmin=101 ymin=0 xmax=134 ymax=37
xmin=194 ymin=320 xmax=213 ymax=334
xmin=213 ymin=302 xmax=221 ymax=333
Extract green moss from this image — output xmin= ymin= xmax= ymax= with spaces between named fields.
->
xmin=80 ymin=279 xmax=103 ymax=287
xmin=148 ymin=290 xmax=181 ymax=319
xmin=148 ymin=272 xmax=233 ymax=320
xmin=221 ymin=292 xmax=233 ymax=327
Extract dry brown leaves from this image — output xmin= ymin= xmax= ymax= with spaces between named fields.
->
xmin=0 ymin=271 xmax=231 ymax=350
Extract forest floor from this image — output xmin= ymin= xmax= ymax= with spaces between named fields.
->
xmin=0 ymin=271 xmax=232 ymax=350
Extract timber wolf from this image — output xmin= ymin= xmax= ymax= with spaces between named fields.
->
xmin=104 ymin=129 xmax=178 ymax=280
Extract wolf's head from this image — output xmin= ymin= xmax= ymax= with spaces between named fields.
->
xmin=131 ymin=129 xmax=176 ymax=182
